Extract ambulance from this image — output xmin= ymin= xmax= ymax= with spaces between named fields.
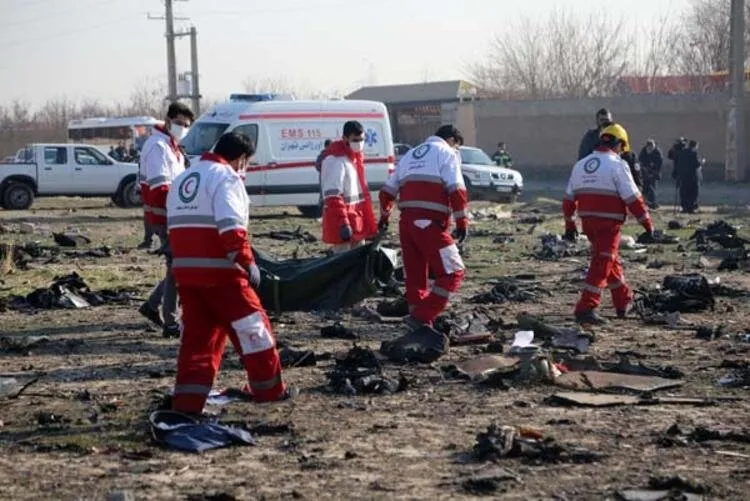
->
xmin=180 ymin=94 xmax=396 ymax=217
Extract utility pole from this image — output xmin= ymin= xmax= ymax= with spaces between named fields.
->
xmin=189 ymin=26 xmax=200 ymax=115
xmin=148 ymin=0 xmax=190 ymax=105
xmin=165 ymin=0 xmax=177 ymax=102
xmin=726 ymin=0 xmax=746 ymax=181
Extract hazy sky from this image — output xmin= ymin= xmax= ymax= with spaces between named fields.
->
xmin=0 ymin=0 xmax=689 ymax=107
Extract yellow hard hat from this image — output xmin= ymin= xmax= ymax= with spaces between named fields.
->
xmin=599 ymin=123 xmax=630 ymax=152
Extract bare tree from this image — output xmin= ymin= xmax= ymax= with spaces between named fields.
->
xmin=468 ymin=9 xmax=632 ymax=99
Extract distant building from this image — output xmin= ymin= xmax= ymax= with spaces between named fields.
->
xmin=346 ymin=80 xmax=477 ymax=145
xmin=616 ymin=71 xmax=750 ymax=95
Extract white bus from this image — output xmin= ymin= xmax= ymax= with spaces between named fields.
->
xmin=67 ymin=116 xmax=164 ymax=153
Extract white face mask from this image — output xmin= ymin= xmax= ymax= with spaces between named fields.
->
xmin=170 ymin=123 xmax=188 ymax=141
xmin=349 ymin=140 xmax=365 ymax=152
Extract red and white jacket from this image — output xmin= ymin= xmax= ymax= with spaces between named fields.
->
xmin=167 ymin=152 xmax=254 ymax=288
xmin=141 ymin=125 xmax=185 ymax=228
xmin=320 ymin=140 xmax=378 ymax=244
xmin=563 ymin=148 xmax=653 ymax=234
xmin=379 ymin=136 xmax=468 ymax=229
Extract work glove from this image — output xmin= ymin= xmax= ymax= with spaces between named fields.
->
xmin=245 ymin=263 xmax=261 ymax=290
xmin=378 ymin=217 xmax=389 ymax=233
xmin=563 ymin=228 xmax=578 ymax=242
xmin=454 ymin=227 xmax=468 ymax=245
xmin=637 ymin=230 xmax=655 ymax=244
xmin=339 ymin=224 xmax=352 ymax=242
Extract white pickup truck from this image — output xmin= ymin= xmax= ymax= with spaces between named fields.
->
xmin=0 ymin=143 xmax=140 ymax=210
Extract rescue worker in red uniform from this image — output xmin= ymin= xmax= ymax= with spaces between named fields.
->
xmin=320 ymin=120 xmax=378 ymax=253
xmin=138 ymin=102 xmax=194 ymax=337
xmin=378 ymin=125 xmax=469 ymax=330
xmin=563 ymin=124 xmax=654 ymax=325
xmin=167 ymin=131 xmax=290 ymax=413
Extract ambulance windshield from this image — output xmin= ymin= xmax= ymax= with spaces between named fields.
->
xmin=180 ymin=122 xmax=230 ymax=156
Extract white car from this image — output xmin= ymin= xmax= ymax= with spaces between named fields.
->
xmin=0 ymin=143 xmax=139 ymax=210
xmin=459 ymin=146 xmax=523 ymax=203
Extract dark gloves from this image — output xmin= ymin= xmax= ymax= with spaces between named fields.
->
xmin=339 ymin=224 xmax=352 ymax=242
xmin=637 ymin=230 xmax=656 ymax=244
xmin=454 ymin=227 xmax=468 ymax=244
xmin=246 ymin=263 xmax=261 ymax=289
xmin=378 ymin=217 xmax=389 ymax=233
xmin=563 ymin=228 xmax=578 ymax=242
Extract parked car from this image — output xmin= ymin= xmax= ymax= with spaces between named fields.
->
xmin=394 ymin=143 xmax=412 ymax=162
xmin=459 ymin=146 xmax=523 ymax=203
xmin=0 ymin=143 xmax=139 ymax=210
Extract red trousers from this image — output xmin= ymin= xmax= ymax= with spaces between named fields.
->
xmin=399 ymin=217 xmax=465 ymax=324
xmin=575 ymin=225 xmax=632 ymax=314
xmin=172 ymin=280 xmax=285 ymax=413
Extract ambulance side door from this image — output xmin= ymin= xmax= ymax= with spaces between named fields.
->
xmin=231 ymin=122 xmax=266 ymax=207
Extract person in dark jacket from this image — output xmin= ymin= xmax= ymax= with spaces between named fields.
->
xmin=579 ymin=109 xmax=642 ymax=189
xmin=673 ymin=139 xmax=702 ymax=213
xmin=638 ymin=139 xmax=663 ymax=209
xmin=578 ymin=108 xmax=613 ymax=160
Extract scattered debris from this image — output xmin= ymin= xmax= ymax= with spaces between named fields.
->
xmin=518 ymin=215 xmax=545 ymax=224
xmin=690 ymin=220 xmax=746 ymax=249
xmin=434 ymin=313 xmax=493 ymax=346
xmin=254 ymin=226 xmax=317 ymax=243
xmin=376 ymin=296 xmax=409 ymax=317
xmin=279 ymin=347 xmax=318 ymax=368
xmin=0 ymin=335 xmax=49 ymax=354
xmin=634 ymin=274 xmax=715 ymax=321
xmin=695 ymin=324 xmax=725 ymax=340
xmin=667 ymin=220 xmax=685 ymax=230
xmin=350 ymin=305 xmax=383 ymax=322
xmin=52 ymin=232 xmax=91 ymax=247
xmin=0 ymin=376 xmax=39 ymax=398
xmin=717 ymin=359 xmax=750 ymax=388
xmin=469 ymin=208 xmax=512 ymax=221
xmin=36 ymin=412 xmax=70 ymax=426
xmin=380 ymin=326 xmax=449 ymax=364
xmin=657 ymin=423 xmax=750 ymax=447
xmin=3 ymin=273 xmax=139 ymax=311
xmin=320 ymin=322 xmax=358 ymax=340
xmin=513 ymin=315 xmax=592 ymax=353
xmin=472 ymin=422 xmax=604 ymax=464
xmin=637 ymin=230 xmax=679 ymax=245
xmin=444 ymin=355 xmax=521 ymax=381
xmin=471 ymin=277 xmax=550 ymax=304
xmin=554 ymin=371 xmax=683 ymax=393
xmin=327 ymin=345 xmax=407 ymax=395
xmin=548 ymin=392 xmax=712 ymax=408
xmin=534 ymin=234 xmax=583 ymax=261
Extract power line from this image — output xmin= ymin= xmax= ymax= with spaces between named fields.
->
xmin=0 ymin=13 xmax=140 ymax=50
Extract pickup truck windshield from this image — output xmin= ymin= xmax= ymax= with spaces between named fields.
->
xmin=180 ymin=123 xmax=230 ymax=156
xmin=460 ymin=148 xmax=494 ymax=166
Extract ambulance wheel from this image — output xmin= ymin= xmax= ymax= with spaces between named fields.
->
xmin=298 ymin=205 xmax=322 ymax=218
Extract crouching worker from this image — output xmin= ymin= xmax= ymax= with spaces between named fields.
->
xmin=320 ymin=120 xmax=378 ymax=253
xmin=167 ymin=132 xmax=292 ymax=413
xmin=563 ymin=123 xmax=654 ymax=325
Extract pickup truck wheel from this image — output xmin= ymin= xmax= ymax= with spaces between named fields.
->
xmin=116 ymin=179 xmax=141 ymax=208
xmin=2 ymin=182 xmax=34 ymax=210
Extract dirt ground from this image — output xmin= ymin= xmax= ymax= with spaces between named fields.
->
xmin=0 ymin=194 xmax=749 ymax=501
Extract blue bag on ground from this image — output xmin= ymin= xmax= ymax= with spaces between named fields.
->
xmin=149 ymin=410 xmax=255 ymax=453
